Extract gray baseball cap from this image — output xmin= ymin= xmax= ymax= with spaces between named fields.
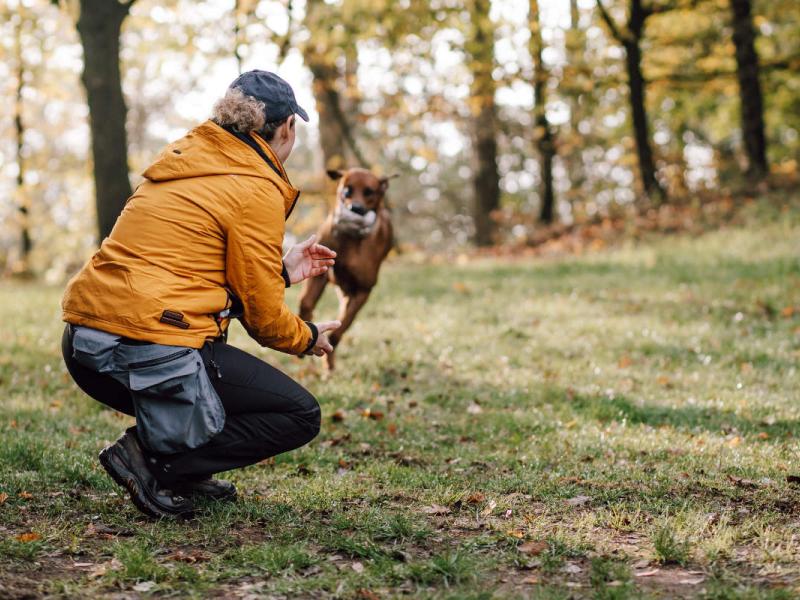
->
xmin=229 ymin=70 xmax=310 ymax=123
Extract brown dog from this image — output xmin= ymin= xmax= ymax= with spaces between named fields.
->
xmin=298 ymin=168 xmax=396 ymax=370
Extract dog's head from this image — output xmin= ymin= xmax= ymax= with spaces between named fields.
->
xmin=327 ymin=168 xmax=397 ymax=216
xmin=327 ymin=169 xmax=398 ymax=238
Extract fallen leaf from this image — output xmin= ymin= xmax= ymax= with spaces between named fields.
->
xmin=565 ymin=495 xmax=592 ymax=507
xmin=387 ymin=423 xmax=397 ymax=435
xmin=656 ymin=375 xmax=671 ymax=387
xmin=728 ymin=475 xmax=758 ymax=488
xmin=757 ymin=432 xmax=769 ymax=440
xmin=133 ymin=581 xmax=156 ymax=592
xmin=421 ymin=504 xmax=451 ymax=515
xmin=369 ymin=411 xmax=384 ymax=421
xmin=18 ymin=491 xmax=33 ymax=500
xmin=518 ymin=540 xmax=548 ymax=556
xmin=522 ymin=575 xmax=539 ymax=584
xmin=16 ymin=532 xmax=40 ymax=542
xmin=355 ymin=590 xmax=380 ymax=600
xmin=0 ymin=493 xmax=7 ymax=505
xmin=452 ymin=282 xmax=469 ymax=294
xmin=727 ymin=436 xmax=743 ymax=448
xmin=618 ymin=355 xmax=633 ymax=368
xmin=562 ymin=563 xmax=582 ymax=574
xmin=351 ymin=561 xmax=365 ymax=574
xmin=466 ymin=492 xmax=485 ymax=504
xmin=479 ymin=499 xmax=497 ymax=517
xmin=635 ymin=569 xmax=660 ymax=577
xmin=331 ymin=409 xmax=345 ymax=422
xmin=781 ymin=305 xmax=795 ymax=318
xmin=467 ymin=402 xmax=483 ymax=414
xmin=679 ymin=576 xmax=705 ymax=585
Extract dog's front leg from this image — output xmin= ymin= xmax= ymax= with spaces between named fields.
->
xmin=299 ymin=273 xmax=329 ymax=322
xmin=327 ymin=288 xmax=371 ymax=371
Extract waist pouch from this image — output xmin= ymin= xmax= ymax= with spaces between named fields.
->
xmin=70 ymin=325 xmax=225 ymax=454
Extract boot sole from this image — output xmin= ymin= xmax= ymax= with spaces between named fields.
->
xmin=99 ymin=446 xmax=193 ymax=519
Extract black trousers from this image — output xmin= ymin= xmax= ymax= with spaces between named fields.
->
xmin=61 ymin=325 xmax=320 ymax=485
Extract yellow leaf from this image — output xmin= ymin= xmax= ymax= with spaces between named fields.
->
xmin=16 ymin=532 xmax=40 ymax=542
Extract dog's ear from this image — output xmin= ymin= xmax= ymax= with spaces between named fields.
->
xmin=379 ymin=173 xmax=399 ymax=193
xmin=327 ymin=169 xmax=344 ymax=181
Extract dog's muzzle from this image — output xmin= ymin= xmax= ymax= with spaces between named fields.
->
xmin=333 ymin=206 xmax=377 ymax=238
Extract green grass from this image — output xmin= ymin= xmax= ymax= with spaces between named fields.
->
xmin=1 ymin=195 xmax=800 ymax=597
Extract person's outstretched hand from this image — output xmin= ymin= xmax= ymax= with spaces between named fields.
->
xmin=284 ymin=235 xmax=336 ymax=284
xmin=308 ymin=320 xmax=341 ymax=356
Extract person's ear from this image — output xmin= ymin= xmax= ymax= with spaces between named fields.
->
xmin=279 ymin=117 xmax=294 ymax=141
xmin=327 ymin=169 xmax=344 ymax=181
xmin=379 ymin=173 xmax=399 ymax=193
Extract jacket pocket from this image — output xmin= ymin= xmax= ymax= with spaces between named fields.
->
xmin=124 ymin=348 xmax=225 ymax=454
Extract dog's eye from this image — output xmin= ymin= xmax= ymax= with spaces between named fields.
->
xmin=343 ymin=186 xmax=353 ymax=198
xmin=363 ymin=188 xmax=375 ymax=197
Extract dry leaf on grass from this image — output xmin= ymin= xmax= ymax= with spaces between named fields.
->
xmin=565 ymin=495 xmax=592 ymax=507
xmin=467 ymin=402 xmax=483 ymax=414
xmin=331 ymin=409 xmax=346 ymax=422
xmin=522 ymin=575 xmax=539 ymax=584
xmin=635 ymin=569 xmax=660 ymax=577
xmin=518 ymin=541 xmax=548 ymax=556
xmin=421 ymin=504 xmax=451 ymax=515
xmin=18 ymin=491 xmax=33 ymax=500
xmin=0 ymin=493 xmax=7 ymax=505
xmin=618 ymin=355 xmax=633 ymax=368
xmin=466 ymin=492 xmax=485 ymax=504
xmin=133 ymin=581 xmax=156 ymax=592
xmin=15 ymin=532 xmax=40 ymax=542
xmin=480 ymin=500 xmax=497 ymax=517
xmin=351 ymin=561 xmax=365 ymax=574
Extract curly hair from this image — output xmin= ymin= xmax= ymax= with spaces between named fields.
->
xmin=211 ymin=87 xmax=288 ymax=141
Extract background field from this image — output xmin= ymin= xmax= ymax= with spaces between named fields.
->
xmin=1 ymin=195 xmax=799 ymax=599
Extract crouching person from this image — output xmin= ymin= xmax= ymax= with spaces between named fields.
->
xmin=60 ymin=71 xmax=339 ymax=519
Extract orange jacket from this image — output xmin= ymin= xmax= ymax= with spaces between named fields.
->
xmin=62 ymin=120 xmax=313 ymax=355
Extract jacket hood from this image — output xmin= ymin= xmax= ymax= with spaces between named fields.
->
xmin=142 ymin=120 xmax=299 ymax=216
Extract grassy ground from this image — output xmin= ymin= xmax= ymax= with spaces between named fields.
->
xmin=1 ymin=198 xmax=800 ymax=599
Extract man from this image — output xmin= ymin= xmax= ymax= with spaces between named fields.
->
xmin=61 ymin=70 xmax=339 ymax=519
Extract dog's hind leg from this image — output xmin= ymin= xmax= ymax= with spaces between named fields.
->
xmin=327 ymin=289 xmax=370 ymax=371
xmin=299 ymin=273 xmax=329 ymax=322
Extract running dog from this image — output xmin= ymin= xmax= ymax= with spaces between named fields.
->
xmin=298 ymin=168 xmax=396 ymax=370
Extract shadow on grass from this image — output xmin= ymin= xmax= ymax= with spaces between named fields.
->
xmin=557 ymin=387 xmax=799 ymax=438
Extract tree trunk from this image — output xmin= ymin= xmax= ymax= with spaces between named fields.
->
xmin=529 ymin=0 xmax=556 ymax=224
xmin=467 ymin=0 xmax=500 ymax=246
xmin=624 ymin=1 xmax=665 ymax=202
xmin=306 ymin=56 xmax=349 ymax=170
xmin=76 ymin=0 xmax=134 ymax=242
xmin=730 ymin=0 xmax=768 ymax=178
xmin=14 ymin=14 xmax=32 ymax=274
xmin=597 ymin=0 xmax=666 ymax=203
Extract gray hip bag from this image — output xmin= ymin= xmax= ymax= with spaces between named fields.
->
xmin=70 ymin=325 xmax=225 ymax=454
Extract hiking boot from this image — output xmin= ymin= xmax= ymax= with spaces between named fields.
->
xmin=174 ymin=478 xmax=237 ymax=502
xmin=99 ymin=430 xmax=194 ymax=519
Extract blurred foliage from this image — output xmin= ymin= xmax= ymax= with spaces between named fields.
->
xmin=0 ymin=0 xmax=798 ymax=278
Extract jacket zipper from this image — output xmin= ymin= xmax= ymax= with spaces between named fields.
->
xmin=128 ymin=348 xmax=193 ymax=369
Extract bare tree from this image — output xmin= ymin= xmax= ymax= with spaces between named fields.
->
xmin=730 ymin=0 xmax=768 ymax=178
xmin=529 ymin=0 xmax=556 ymax=224
xmin=14 ymin=11 xmax=32 ymax=274
xmin=596 ymin=0 xmax=667 ymax=202
xmin=58 ymin=0 xmax=136 ymax=242
xmin=466 ymin=0 xmax=501 ymax=246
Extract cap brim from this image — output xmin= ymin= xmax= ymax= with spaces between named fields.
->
xmin=294 ymin=104 xmax=310 ymax=122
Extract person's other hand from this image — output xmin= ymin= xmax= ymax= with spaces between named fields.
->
xmin=308 ymin=321 xmax=341 ymax=356
xmin=284 ymin=235 xmax=336 ymax=284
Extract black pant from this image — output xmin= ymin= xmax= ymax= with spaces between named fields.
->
xmin=61 ymin=325 xmax=320 ymax=485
